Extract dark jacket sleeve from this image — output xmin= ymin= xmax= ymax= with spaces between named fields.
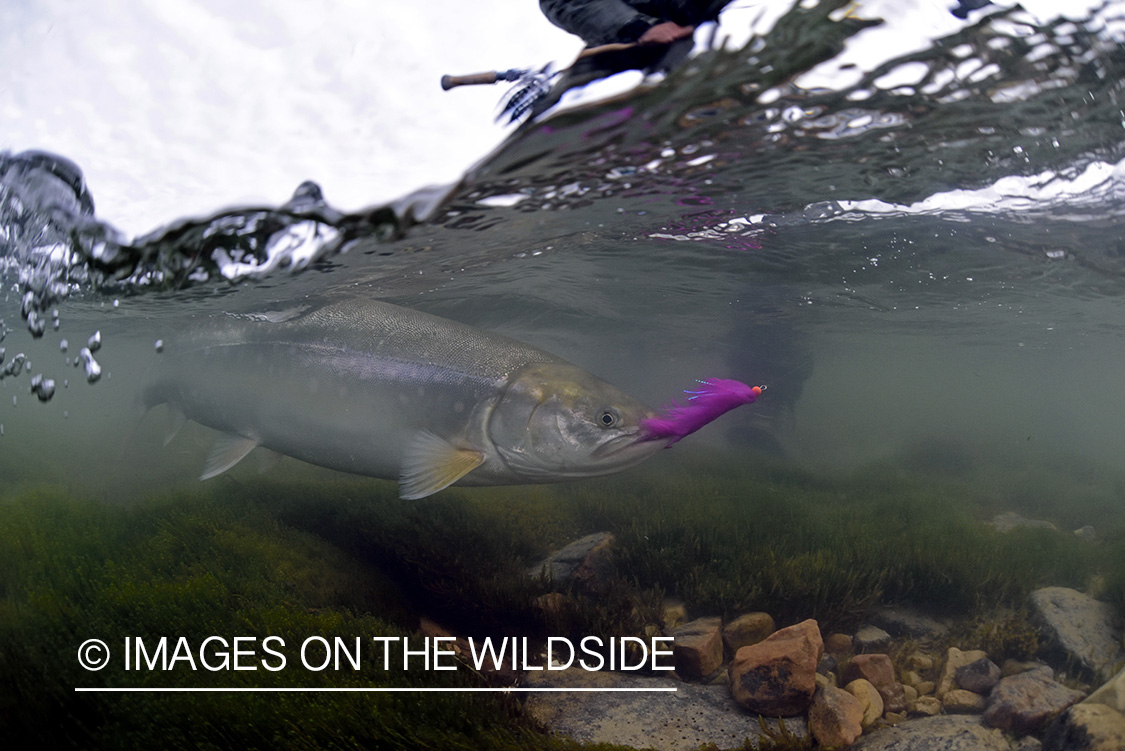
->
xmin=539 ymin=0 xmax=661 ymax=46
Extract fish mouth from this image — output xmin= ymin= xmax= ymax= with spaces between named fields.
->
xmin=592 ymin=429 xmax=669 ymax=461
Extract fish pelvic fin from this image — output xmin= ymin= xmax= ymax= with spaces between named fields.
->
xmin=164 ymin=406 xmax=187 ymax=446
xmin=399 ymin=431 xmax=485 ymax=500
xmin=201 ymin=433 xmax=260 ymax=480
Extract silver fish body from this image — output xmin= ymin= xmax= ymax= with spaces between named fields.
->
xmin=143 ymin=298 xmax=666 ymax=498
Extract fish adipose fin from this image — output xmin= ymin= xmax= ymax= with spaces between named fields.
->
xmin=399 ymin=431 xmax=485 ymax=500
xmin=201 ymin=433 xmax=260 ymax=480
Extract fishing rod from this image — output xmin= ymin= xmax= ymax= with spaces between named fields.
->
xmin=439 ymin=43 xmax=636 ymax=91
xmin=440 ymin=43 xmax=644 ymax=123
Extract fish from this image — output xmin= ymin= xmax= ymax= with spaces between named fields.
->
xmin=142 ymin=297 xmax=676 ymax=499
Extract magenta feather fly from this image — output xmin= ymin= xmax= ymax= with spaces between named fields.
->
xmin=640 ymin=378 xmax=764 ymax=445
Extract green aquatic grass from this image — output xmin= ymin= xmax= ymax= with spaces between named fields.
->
xmin=2 ymin=444 xmax=1121 ymax=750
xmin=564 ymin=452 xmax=1114 ymax=631
xmin=0 ymin=484 xmax=629 ymax=751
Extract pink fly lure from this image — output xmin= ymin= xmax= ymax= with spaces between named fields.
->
xmin=640 ymin=378 xmax=764 ymax=445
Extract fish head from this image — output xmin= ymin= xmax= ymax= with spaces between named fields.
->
xmin=488 ymin=363 xmax=668 ymax=480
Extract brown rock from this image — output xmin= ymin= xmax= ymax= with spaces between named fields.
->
xmin=984 ymin=666 xmax=1087 ymax=734
xmin=943 ymin=688 xmax=986 ymax=713
xmin=1043 ymin=703 xmax=1125 ymax=751
xmin=937 ymin=648 xmax=988 ymax=698
xmin=845 ymin=678 xmax=885 ymax=728
xmin=880 ymin=682 xmax=909 ymax=713
xmin=826 ymin=633 xmax=854 ymax=655
xmin=911 ymin=695 xmax=943 ymax=716
xmin=842 ymin=653 xmax=896 ymax=689
xmin=722 ymin=612 xmax=775 ymax=654
xmin=905 ymin=652 xmax=935 ymax=672
xmin=809 ymin=684 xmax=865 ymax=748
xmin=671 ymin=616 xmax=723 ymax=681
xmin=729 ymin=619 xmax=823 ymax=716
xmin=916 ymin=681 xmax=936 ymax=696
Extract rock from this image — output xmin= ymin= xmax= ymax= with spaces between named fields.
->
xmin=842 ymin=653 xmax=896 ymax=689
xmin=990 ymin=511 xmax=1058 ymax=533
xmin=671 ymin=616 xmax=723 ymax=681
xmin=528 ymin=532 xmax=615 ymax=594
xmin=955 ymin=658 xmax=1002 ymax=694
xmin=1029 ymin=586 xmax=1124 ymax=682
xmin=1012 ymin=737 xmax=1043 ymax=751
xmin=905 ymin=652 xmax=936 ymax=672
xmin=1042 ymin=702 xmax=1125 ymax=751
xmin=846 ymin=678 xmax=885 ymax=728
xmin=938 ymin=648 xmax=988 ymax=698
xmin=853 ymin=715 xmax=1010 ymax=750
xmin=855 ymin=625 xmax=892 ymax=652
xmin=1073 ymin=525 xmax=1097 ymax=543
xmin=872 ymin=607 xmax=951 ymax=639
xmin=1003 ymin=659 xmax=1048 ymax=677
xmin=662 ymin=597 xmax=688 ymax=629
xmin=526 ymin=667 xmax=809 ymax=750
xmin=729 ymin=619 xmax=823 ymax=716
xmin=1086 ymin=666 xmax=1125 ymax=712
xmin=880 ymin=682 xmax=909 ymax=714
xmin=916 ymin=681 xmax=936 ymax=696
xmin=826 ymin=632 xmax=854 ymax=655
xmin=943 ymin=689 xmax=986 ymax=713
xmin=902 ymin=670 xmax=924 ymax=688
xmin=983 ymin=666 xmax=1086 ymax=734
xmin=903 ymin=684 xmax=918 ymax=704
xmin=911 ymin=696 xmax=942 ymax=716
xmin=809 ymin=684 xmax=865 ymax=748
xmin=722 ymin=612 xmax=775 ymax=655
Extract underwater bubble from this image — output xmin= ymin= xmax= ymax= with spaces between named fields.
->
xmin=29 ymin=374 xmax=55 ymax=402
xmin=1 ymin=353 xmax=26 ymax=378
xmin=87 ymin=331 xmax=101 ymax=352
xmin=154 ymin=339 xmax=164 ymax=353
xmin=78 ymin=347 xmax=101 ymax=383
xmin=60 ymin=339 xmax=68 ymax=353
xmin=26 ymin=310 xmax=45 ymax=338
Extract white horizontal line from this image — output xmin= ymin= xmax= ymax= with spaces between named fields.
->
xmin=75 ymin=687 xmax=678 ymax=693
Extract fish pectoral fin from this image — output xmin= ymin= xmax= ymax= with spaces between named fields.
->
xmin=201 ymin=433 xmax=260 ymax=480
xmin=399 ymin=431 xmax=485 ymax=500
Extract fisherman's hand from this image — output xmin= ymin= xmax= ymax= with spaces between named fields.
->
xmin=637 ymin=21 xmax=694 ymax=45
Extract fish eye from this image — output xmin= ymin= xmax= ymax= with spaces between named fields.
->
xmin=597 ymin=408 xmax=621 ymax=428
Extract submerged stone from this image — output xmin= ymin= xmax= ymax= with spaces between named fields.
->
xmin=872 ymin=606 xmax=950 ymax=639
xmin=1029 ymin=586 xmax=1124 ymax=682
xmin=1042 ymin=702 xmax=1125 ymax=751
xmin=528 ymin=532 xmax=615 ymax=594
xmin=722 ymin=612 xmax=774 ymax=655
xmin=670 ymin=616 xmax=723 ymax=681
xmin=854 ymin=715 xmax=1010 ymax=751
xmin=525 ymin=667 xmax=809 ymax=751
xmin=938 ymin=648 xmax=988 ymax=698
xmin=955 ymin=657 xmax=1002 ymax=694
xmin=728 ymin=618 xmax=823 ymax=716
xmin=983 ymin=666 xmax=1086 ymax=734
xmin=809 ymin=684 xmax=865 ymax=748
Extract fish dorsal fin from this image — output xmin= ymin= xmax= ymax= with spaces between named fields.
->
xmin=399 ymin=431 xmax=484 ymax=500
xmin=201 ymin=433 xmax=260 ymax=480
